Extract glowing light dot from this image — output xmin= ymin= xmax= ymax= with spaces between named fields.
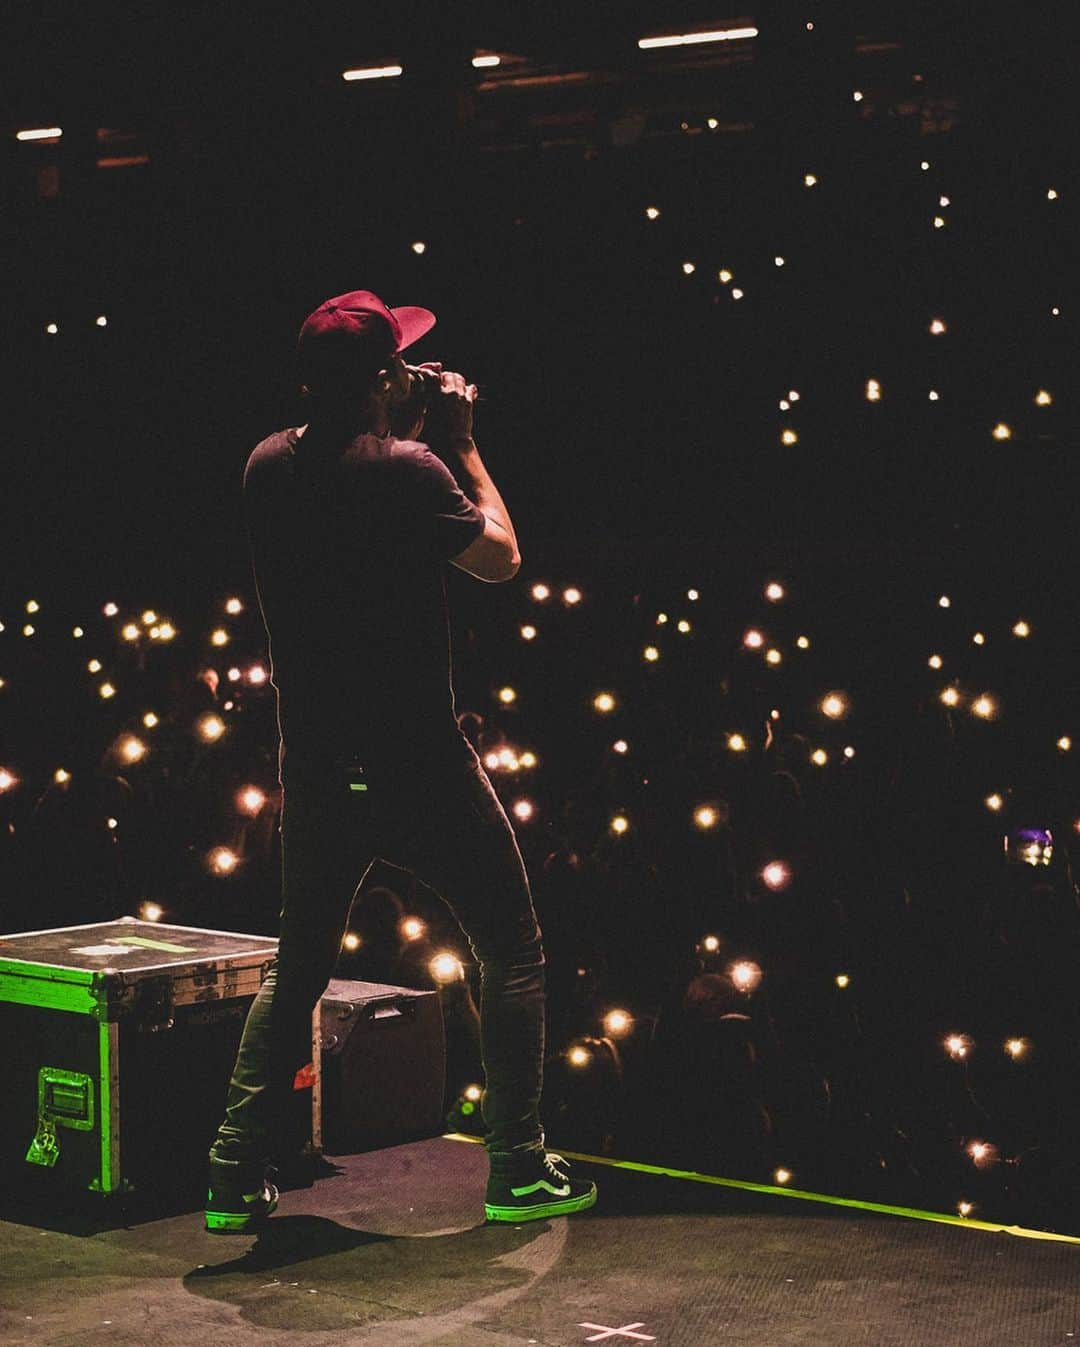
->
xmin=521 ymin=624 xmax=537 ymax=640
xmin=401 ymin=917 xmax=425 ymax=941
xmin=610 ymin=814 xmax=629 ymax=834
xmin=971 ymin=694 xmax=997 ymax=719
xmin=568 ymin=1045 xmax=591 ymax=1067
xmin=992 ymin=422 xmax=1012 ymax=440
xmin=730 ymin=960 xmax=762 ymax=992
xmin=644 ymin=645 xmax=660 ymax=661
xmin=225 ymin=597 xmax=243 ymax=614
xmin=511 ymin=799 xmax=533 ymax=821
xmin=972 ymin=632 xmax=985 ymax=645
xmin=843 ymin=745 xmax=856 ymax=759
xmin=853 ymin=90 xmax=863 ymax=102
xmin=687 ymin=588 xmax=699 ymax=600
xmin=140 ymin=902 xmax=163 ymax=921
xmin=656 ymin=612 xmax=668 ymax=624
xmin=836 ymin=973 xmax=850 ymax=988
xmin=119 ymin=736 xmax=146 ymax=763
xmin=945 ymin=1033 xmax=972 ymax=1060
xmin=239 ymin=786 xmax=266 ymax=813
xmin=519 ymin=750 xmax=536 ymax=767
xmin=779 ymin=399 xmax=790 ymax=411
xmin=929 ymin=317 xmax=946 ymax=335
xmin=731 ymin=288 xmax=744 ymax=300
xmin=54 ymin=768 xmax=70 ymax=784
xmin=939 ymin=687 xmax=960 ymax=707
xmin=88 ymin=659 xmax=102 ymax=673
xmin=765 ymin=582 xmax=784 ymax=601
xmin=342 ymin=932 xmax=361 ymax=951
xmin=985 ymin=793 xmax=1004 ymax=812
xmin=676 ymin=619 xmax=691 ymax=633
xmin=761 ymin=861 xmax=790 ymax=890
xmin=1034 ymin=389 xmax=1052 ymax=406
xmin=718 ymin=269 xmax=733 ymax=284
xmin=1012 ymin=620 xmax=1030 ymax=637
xmin=866 ymin=378 xmax=882 ymax=401
xmin=958 ymin=1201 xmax=974 ymax=1218
xmin=938 ymin=595 xmax=951 ymax=608
xmin=796 ymin=635 xmax=810 ymax=649
xmin=804 ymin=173 xmax=817 ymax=186
xmin=46 ymin=323 xmax=58 ymax=334
xmin=498 ymin=686 xmax=516 ymax=704
xmin=1047 ymin=188 xmax=1058 ymax=200
xmin=928 ymin=654 xmax=943 ymax=669
xmin=694 ymin=806 xmax=718 ymax=829
xmin=743 ymin=629 xmax=764 ymax=649
xmin=929 ymin=389 xmax=940 ymax=401
xmin=774 ymin=1168 xmax=791 ymax=1185
xmin=765 ymin=648 xmax=782 ymax=665
xmin=23 ymin=625 xmax=34 ymax=637
xmin=122 ymin=624 xmax=140 ymax=641
xmin=531 ymin=583 xmax=550 ymax=601
xmin=0 ymin=769 xmax=18 ymax=792
xmin=781 ymin=428 xmax=798 ymax=445
xmin=411 ymin=241 xmax=426 ymax=254
xmin=593 ymin=692 xmax=616 ymax=712
xmin=788 ymin=391 xmax=800 ymax=402
xmin=727 ymin=733 xmax=747 ymax=753
xmin=774 ymin=256 xmax=785 ymax=267
xmin=210 ymin=847 xmax=238 ymax=875
xmin=1005 ymin=1037 xmax=1028 ymax=1058
xmin=563 ymin=587 xmax=582 ymax=605
xmin=72 ymin=626 xmax=83 ymax=638
xmin=247 ymin=664 xmax=266 ymax=684
xmin=197 ymin=713 xmax=225 ymax=741
xmin=921 ymin=160 xmax=930 ymax=170
xmin=1051 ymin=307 xmax=1060 ymax=316
xmin=702 ymin=934 xmax=721 ymax=952
xmin=604 ymin=1009 xmax=633 ymax=1037
xmin=811 ymin=748 xmax=828 ymax=766
xmin=933 ymin=216 xmax=946 ymax=229
xmin=1058 ymin=737 xmax=1072 ymax=752
xmin=682 ymin=261 xmax=696 ymax=275
xmin=430 ymin=952 xmax=463 ymax=982
xmin=613 ymin=739 xmax=628 ymax=754
xmin=645 ymin=206 xmax=660 ymax=219
xmin=99 ymin=682 xmax=116 ymax=699
xmin=821 ymin=693 xmax=847 ymax=719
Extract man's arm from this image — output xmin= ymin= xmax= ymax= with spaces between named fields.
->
xmin=449 ymin=435 xmax=520 ymax=567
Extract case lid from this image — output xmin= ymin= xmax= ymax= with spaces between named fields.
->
xmin=0 ymin=917 xmax=278 ymax=1016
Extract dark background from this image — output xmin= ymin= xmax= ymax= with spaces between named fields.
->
xmin=1 ymin=1 xmax=1075 ymax=607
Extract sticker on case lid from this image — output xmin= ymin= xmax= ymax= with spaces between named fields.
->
xmin=70 ymin=943 xmax=139 ymax=957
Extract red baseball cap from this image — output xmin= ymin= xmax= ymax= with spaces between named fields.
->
xmin=297 ymin=290 xmax=437 ymax=382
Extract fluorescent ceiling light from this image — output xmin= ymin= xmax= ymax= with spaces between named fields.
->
xmin=16 ymin=127 xmax=63 ymax=141
xmin=342 ymin=65 xmax=403 ymax=81
xmin=638 ymin=27 xmax=758 ymax=49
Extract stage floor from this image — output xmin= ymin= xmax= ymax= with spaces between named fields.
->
xmin=2 ymin=1133 xmax=1079 ymax=1347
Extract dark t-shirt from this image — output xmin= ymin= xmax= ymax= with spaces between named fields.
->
xmin=242 ymin=425 xmax=487 ymax=784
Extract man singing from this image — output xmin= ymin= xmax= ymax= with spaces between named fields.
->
xmin=204 ymin=290 xmax=597 ymax=1232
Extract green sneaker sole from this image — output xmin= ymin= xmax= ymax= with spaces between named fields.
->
xmin=485 ymin=1185 xmax=597 ymax=1222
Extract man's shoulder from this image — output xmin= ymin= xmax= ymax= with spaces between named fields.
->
xmin=244 ymin=427 xmax=294 ymax=479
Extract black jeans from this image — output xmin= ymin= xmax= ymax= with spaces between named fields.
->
xmin=208 ymin=733 xmax=546 ymax=1188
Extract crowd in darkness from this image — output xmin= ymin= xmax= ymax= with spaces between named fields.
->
xmin=2 ymin=553 xmax=1077 ymax=1230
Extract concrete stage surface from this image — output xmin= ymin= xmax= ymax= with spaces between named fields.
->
xmin=2 ymin=1132 xmax=1079 ymax=1347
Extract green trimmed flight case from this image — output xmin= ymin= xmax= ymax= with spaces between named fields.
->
xmin=0 ymin=916 xmax=279 ymax=1204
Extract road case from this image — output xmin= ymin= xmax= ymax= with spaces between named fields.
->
xmin=0 ymin=916 xmax=278 ymax=1201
